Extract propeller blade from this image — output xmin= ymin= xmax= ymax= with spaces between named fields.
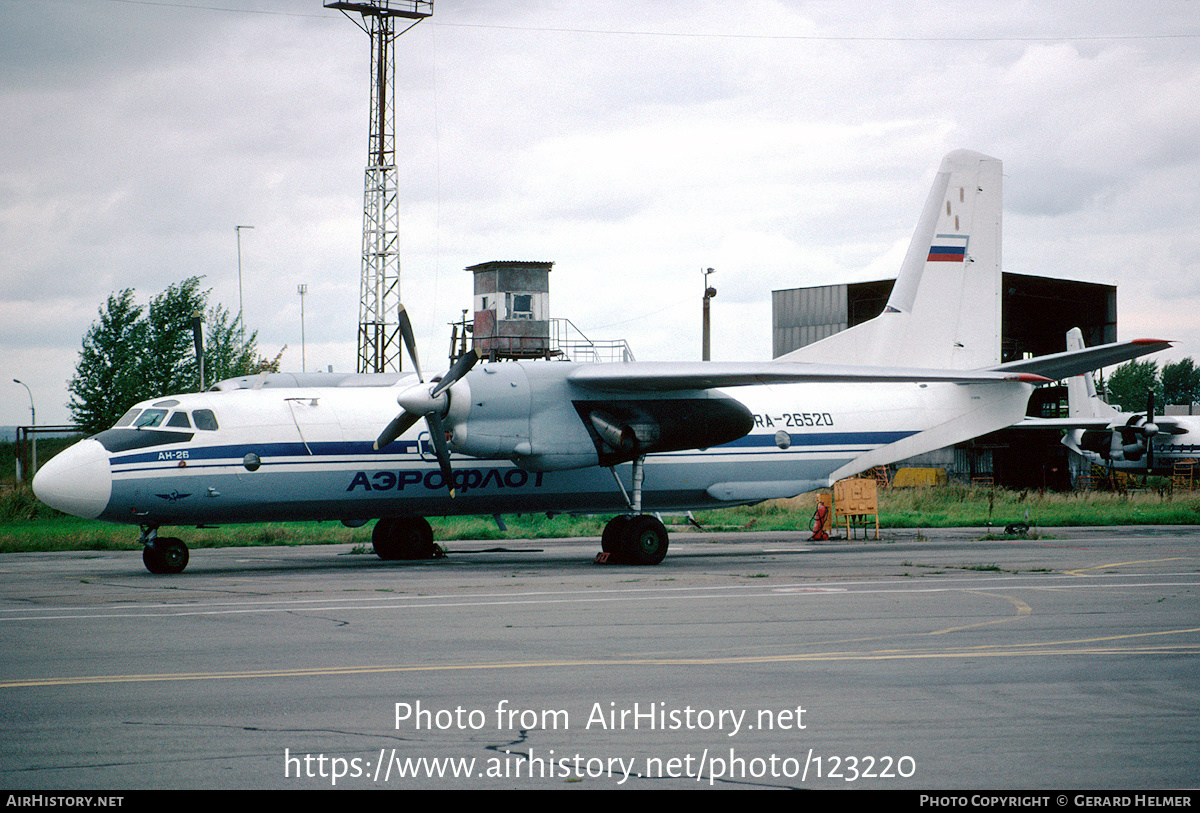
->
xmin=1145 ymin=387 xmax=1158 ymax=473
xmin=374 ymin=410 xmax=420 ymax=451
xmin=431 ymin=347 xmax=481 ymax=399
xmin=397 ymin=304 xmax=423 ymax=383
xmin=425 ymin=412 xmax=457 ymax=497
xmin=1146 ymin=388 xmax=1155 ymax=472
xmin=375 ymin=306 xmax=477 ymax=468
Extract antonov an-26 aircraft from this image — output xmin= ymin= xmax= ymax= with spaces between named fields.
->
xmin=33 ymin=151 xmax=1169 ymax=573
xmin=1036 ymin=328 xmax=1199 ymax=474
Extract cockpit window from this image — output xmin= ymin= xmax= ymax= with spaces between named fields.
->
xmin=133 ymin=409 xmax=168 ymax=428
xmin=167 ymin=411 xmax=192 ymax=429
xmin=114 ymin=408 xmax=141 ymax=428
xmin=192 ymin=409 xmax=219 ymax=431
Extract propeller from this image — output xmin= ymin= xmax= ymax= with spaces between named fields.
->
xmin=1110 ymin=388 xmax=1160 ymax=468
xmin=1144 ymin=388 xmax=1158 ymax=473
xmin=373 ymin=306 xmax=481 ymax=497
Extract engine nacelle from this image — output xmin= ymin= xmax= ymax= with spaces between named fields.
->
xmin=446 ymin=362 xmax=601 ymax=471
xmin=444 ymin=361 xmax=755 ymax=472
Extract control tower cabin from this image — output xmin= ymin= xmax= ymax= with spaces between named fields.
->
xmin=467 ymin=261 xmax=554 ymax=361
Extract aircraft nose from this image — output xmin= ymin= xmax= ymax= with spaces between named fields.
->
xmin=32 ymin=438 xmax=112 ymax=519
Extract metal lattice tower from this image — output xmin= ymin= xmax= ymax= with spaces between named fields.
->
xmin=327 ymin=1 xmax=432 ymax=373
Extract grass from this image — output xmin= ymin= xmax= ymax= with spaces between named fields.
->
xmin=875 ymin=482 xmax=1200 ymax=528
xmin=2 ymin=474 xmax=1199 ymax=555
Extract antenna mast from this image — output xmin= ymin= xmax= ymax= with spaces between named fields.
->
xmin=327 ymin=1 xmax=433 ymax=373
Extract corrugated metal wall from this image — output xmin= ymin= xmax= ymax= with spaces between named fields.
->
xmin=772 ymin=285 xmax=847 ymax=358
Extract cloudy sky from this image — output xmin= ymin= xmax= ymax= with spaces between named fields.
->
xmin=2 ymin=0 xmax=1199 ymax=427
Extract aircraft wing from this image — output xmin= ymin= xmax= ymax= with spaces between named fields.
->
xmin=567 ymin=361 xmax=1048 ymax=392
xmin=988 ymin=338 xmax=1172 ymax=381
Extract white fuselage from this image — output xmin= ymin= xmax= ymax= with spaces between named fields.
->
xmin=32 ymin=364 xmax=1033 ymax=527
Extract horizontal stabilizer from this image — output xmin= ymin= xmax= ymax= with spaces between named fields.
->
xmin=1017 ymin=328 xmax=1179 ymax=436
xmin=989 ymin=338 xmax=1172 ymax=381
xmin=1020 ymin=414 xmax=1188 ymax=432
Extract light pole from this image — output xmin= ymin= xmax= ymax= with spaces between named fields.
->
xmin=13 ymin=379 xmax=35 ymax=480
xmin=191 ymin=311 xmax=205 ymax=391
xmin=236 ymin=225 xmax=254 ymax=338
xmin=702 ymin=267 xmax=717 ymax=361
xmin=297 ymin=284 xmax=308 ymax=373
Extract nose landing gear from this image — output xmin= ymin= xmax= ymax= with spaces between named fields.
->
xmin=141 ymin=527 xmax=189 ymax=574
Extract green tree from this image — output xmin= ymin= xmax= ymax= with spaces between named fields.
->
xmin=203 ymin=303 xmax=260 ymax=384
xmin=68 ymin=278 xmax=270 ymax=433
xmin=67 ymin=289 xmax=148 ymax=435
xmin=1161 ymin=358 xmax=1200 ymax=407
xmin=1104 ymin=359 xmax=1163 ymax=413
xmin=142 ymin=277 xmax=207 ymax=397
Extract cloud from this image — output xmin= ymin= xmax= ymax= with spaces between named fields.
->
xmin=3 ymin=0 xmax=1200 ymax=426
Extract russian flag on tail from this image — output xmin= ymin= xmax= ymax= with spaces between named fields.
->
xmin=927 ymin=234 xmax=969 ymax=262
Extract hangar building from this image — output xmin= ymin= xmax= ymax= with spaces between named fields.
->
xmin=772 ymin=273 xmax=1118 ymax=489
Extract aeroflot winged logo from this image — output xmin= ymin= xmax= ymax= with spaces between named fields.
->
xmin=156 ymin=490 xmax=192 ymax=502
xmin=927 ymin=233 xmax=969 ymax=262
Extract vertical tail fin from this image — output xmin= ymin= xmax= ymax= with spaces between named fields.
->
xmin=1065 ymin=327 xmax=1121 ymax=420
xmin=779 ymin=150 xmax=1002 ymax=369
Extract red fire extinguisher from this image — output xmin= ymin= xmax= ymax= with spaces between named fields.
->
xmin=810 ymin=499 xmax=829 ymax=541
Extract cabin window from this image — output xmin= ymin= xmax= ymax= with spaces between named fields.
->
xmin=192 ymin=409 xmax=219 ymax=431
xmin=133 ymin=409 xmax=168 ymax=428
xmin=114 ymin=408 xmax=141 ymax=428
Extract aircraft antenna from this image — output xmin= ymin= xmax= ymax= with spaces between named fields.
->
xmin=327 ymin=1 xmax=433 ymax=373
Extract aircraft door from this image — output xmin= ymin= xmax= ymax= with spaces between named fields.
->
xmin=284 ymin=396 xmax=344 ymax=454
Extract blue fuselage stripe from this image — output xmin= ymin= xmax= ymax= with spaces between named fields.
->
xmin=108 ymin=430 xmax=917 ymax=475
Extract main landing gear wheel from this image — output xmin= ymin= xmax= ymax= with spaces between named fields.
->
xmin=143 ymin=537 xmax=189 ymax=574
xmin=372 ymin=517 xmax=440 ymax=560
xmin=601 ymin=514 xmax=669 ymax=566
xmin=601 ymin=515 xmax=631 ymax=554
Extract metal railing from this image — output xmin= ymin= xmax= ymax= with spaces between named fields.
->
xmin=451 ymin=318 xmax=635 ymax=365
xmin=548 ymin=318 xmax=635 ymax=363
